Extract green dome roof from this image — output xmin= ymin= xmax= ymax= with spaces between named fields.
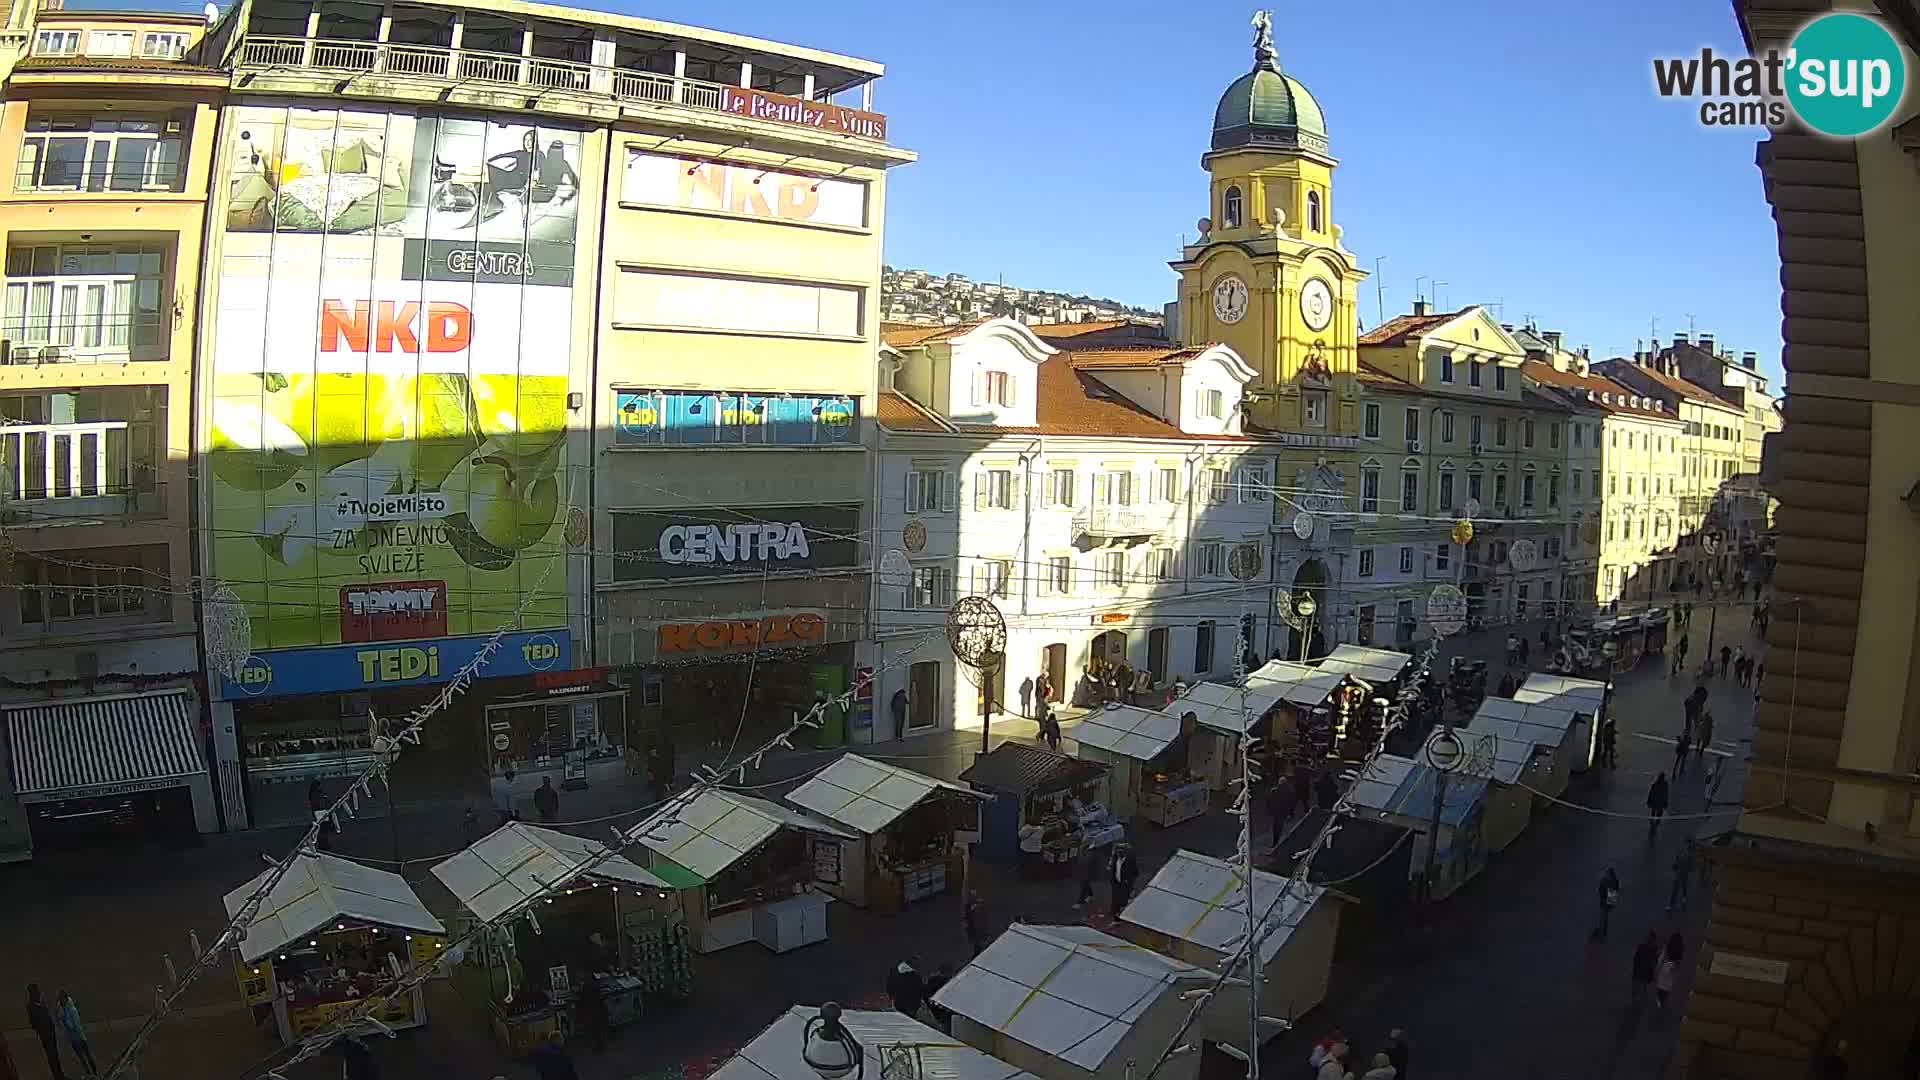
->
xmin=1212 ymin=61 xmax=1328 ymax=155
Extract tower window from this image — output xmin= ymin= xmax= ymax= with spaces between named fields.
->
xmin=1307 ymin=191 xmax=1323 ymax=232
xmin=1223 ymin=186 xmax=1244 ymax=229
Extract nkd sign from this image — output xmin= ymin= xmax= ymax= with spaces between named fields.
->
xmin=611 ymin=504 xmax=859 ymax=581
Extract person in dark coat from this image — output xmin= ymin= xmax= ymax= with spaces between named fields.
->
xmin=1292 ymin=764 xmax=1314 ymax=813
xmin=531 ymin=1036 xmax=578 ymax=1080
xmin=922 ymin=964 xmax=956 ymax=1033
xmin=1673 ymin=729 xmax=1692 ymax=776
xmin=341 ymin=1036 xmax=378 ymax=1080
xmin=1110 ymin=843 xmax=1139 ymax=915
xmin=1631 ymin=932 xmax=1660 ymax=1002
xmin=1038 ymin=707 xmax=1062 ymax=752
xmin=533 ymin=776 xmax=560 ymax=822
xmin=963 ymin=892 xmax=988 ymax=956
xmin=647 ymin=735 xmax=676 ymax=803
xmin=1385 ymin=1027 xmax=1409 ymax=1078
xmin=1266 ymin=781 xmax=1297 ymax=849
xmin=1314 ymin=769 xmax=1339 ymax=810
xmin=1076 ymin=846 xmax=1104 ymax=908
xmin=1718 ymin=644 xmax=1732 ymax=680
xmin=24 ymin=986 xmax=62 ymax=1080
xmin=1601 ymin=717 xmax=1619 ymax=768
xmin=886 ymin=959 xmax=925 ymax=1019
xmin=1647 ymin=772 xmax=1671 ymax=835
xmin=1591 ymin=867 xmax=1620 ymax=940
xmin=890 ymin=688 xmax=909 ymax=740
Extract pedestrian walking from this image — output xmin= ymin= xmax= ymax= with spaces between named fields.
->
xmin=963 ymin=891 xmax=988 ymax=956
xmin=341 ymin=1035 xmax=379 ymax=1080
xmin=530 ymin=1035 xmax=578 ymax=1080
xmin=1505 ymin=633 xmax=1520 ymax=666
xmin=1312 ymin=1041 xmax=1351 ymax=1080
xmin=1719 ymin=644 xmax=1732 ymax=681
xmin=52 ymin=992 xmax=93 ymax=1079
xmin=1631 ymin=932 xmax=1660 ymax=1002
xmin=1266 ymin=780 xmax=1297 ymax=849
xmin=886 ymin=958 xmax=925 ymax=1018
xmin=1384 ymin=1027 xmax=1409 ymax=1078
xmin=1292 ymin=763 xmax=1314 ymax=816
xmin=1656 ymin=933 xmax=1685 ymax=1008
xmin=1360 ymin=1052 xmax=1398 ymax=1080
xmin=1592 ymin=867 xmax=1621 ymax=940
xmin=1075 ymin=846 xmax=1103 ymax=908
xmin=533 ymin=776 xmax=559 ymax=823
xmin=890 ymin=687 xmax=909 ymax=741
xmin=1668 ymin=845 xmax=1693 ymax=911
xmin=1314 ymin=768 xmax=1339 ymax=810
xmin=1696 ymin=710 xmax=1716 ymax=763
xmin=490 ymin=768 xmax=517 ymax=825
xmin=647 ymin=734 xmax=676 ymax=803
xmin=1754 ymin=662 xmax=1765 ymax=697
xmin=1038 ymin=707 xmax=1062 ymax=752
xmin=1110 ymin=841 xmax=1139 ymax=915
xmin=1036 ymin=671 xmax=1053 ymax=710
xmin=1672 ymin=635 xmax=1689 ymax=676
xmin=1673 ymin=728 xmax=1691 ymax=776
xmin=1518 ymin=635 xmax=1531 ymax=666
xmin=1601 ymin=717 xmax=1619 ymax=768
xmin=24 ymin=986 xmax=63 ymax=1080
xmin=922 ymin=963 xmax=955 ymax=1033
xmin=1647 ymin=772 xmax=1670 ymax=836
xmin=1733 ymin=646 xmax=1747 ymax=684
xmin=577 ymin=975 xmax=610 ymax=1053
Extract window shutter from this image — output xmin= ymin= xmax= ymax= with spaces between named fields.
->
xmin=970 ymin=371 xmax=982 ymax=407
xmin=1042 ymin=470 xmax=1055 ymax=506
xmin=940 ymin=472 xmax=957 ymax=512
xmin=1008 ymin=469 xmax=1022 ymax=509
xmin=973 ymin=471 xmax=986 ymax=511
xmin=1092 ymin=473 xmax=1107 ymax=505
xmin=904 ymin=473 xmax=920 ymax=514
xmin=1005 ymin=377 xmax=1016 ymax=407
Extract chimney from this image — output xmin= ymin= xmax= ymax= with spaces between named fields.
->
xmin=1674 ymin=333 xmax=1689 ymax=347
xmin=1412 ymin=299 xmax=1430 ymax=317
xmin=1741 ymin=350 xmax=1757 ymax=367
xmin=1698 ymin=333 xmax=1715 ymax=354
xmin=1544 ymin=330 xmax=1562 ymax=351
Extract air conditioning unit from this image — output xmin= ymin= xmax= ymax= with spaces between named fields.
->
xmin=1406 ymin=437 xmax=1421 ymax=452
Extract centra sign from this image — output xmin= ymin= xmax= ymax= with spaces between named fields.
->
xmin=660 ymin=522 xmax=812 ymax=565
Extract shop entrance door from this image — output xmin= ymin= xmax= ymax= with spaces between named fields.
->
xmin=908 ymin=661 xmax=941 ymax=730
xmin=1042 ymin=644 xmax=1067 ymax=703
xmin=1147 ymin=629 xmax=1169 ymax=685
xmin=1091 ymin=630 xmax=1127 ymax=666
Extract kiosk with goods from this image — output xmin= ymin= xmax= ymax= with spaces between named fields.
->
xmin=1513 ymin=673 xmax=1611 ymax=772
xmin=1244 ymin=660 xmax=1347 ymax=764
xmin=1314 ymin=644 xmax=1412 ymax=688
xmin=1425 ymin=728 xmax=1536 ymax=854
xmin=1466 ymin=695 xmax=1580 ymax=800
xmin=431 ymin=821 xmax=685 ymax=1053
xmin=632 ymin=789 xmax=852 ymax=954
xmin=226 ymin=852 xmax=445 ymax=1043
xmin=1118 ymin=849 xmax=1341 ymax=1049
xmin=1070 ymin=705 xmax=1205 ymax=826
xmin=959 ymin=742 xmax=1113 ymax=872
xmin=783 ymin=754 xmax=986 ymax=912
xmin=1346 ymin=754 xmax=1490 ymax=902
xmin=1171 ymin=681 xmax=1286 ymax=792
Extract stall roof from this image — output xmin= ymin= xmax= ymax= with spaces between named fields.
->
xmin=1514 ymin=674 xmax=1608 ymax=714
xmin=1438 ymin=728 xmax=1528 ymax=785
xmin=1345 ymin=755 xmax=1485 ymax=828
xmin=785 ymin=754 xmax=984 ymax=835
xmin=431 ymin=822 xmax=669 ymax=923
xmin=1315 ymin=644 xmax=1412 ymax=685
xmin=932 ymin=924 xmax=1206 ymax=1072
xmin=960 ymin=742 xmax=1109 ymax=797
xmin=1172 ymin=682 xmax=1285 ymax=735
xmin=1245 ymin=660 xmax=1346 ymax=706
xmin=711 ymin=1006 xmax=1041 ymax=1080
xmin=1120 ymin=849 xmax=1327 ymax=966
xmin=1346 ymin=755 xmax=1418 ymax=814
xmin=634 ymin=790 xmax=852 ymax=882
xmin=1071 ymin=704 xmax=1184 ymax=761
xmin=224 ymin=853 xmax=445 ymax=964
xmin=1470 ymin=696 xmax=1578 ymax=743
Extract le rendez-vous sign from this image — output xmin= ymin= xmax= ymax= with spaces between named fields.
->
xmin=716 ymin=85 xmax=888 ymax=142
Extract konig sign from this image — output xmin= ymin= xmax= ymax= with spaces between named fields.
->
xmin=611 ymin=504 xmax=859 ymax=582
xmin=223 ymin=630 xmax=570 ymax=698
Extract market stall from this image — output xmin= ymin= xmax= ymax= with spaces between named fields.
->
xmin=1244 ymin=660 xmax=1347 ymax=763
xmin=1118 ymin=849 xmax=1340 ymax=1048
xmin=711 ymin=1005 xmax=1041 ymax=1080
xmin=1514 ymin=673 xmax=1611 ymax=773
xmin=632 ymin=790 xmax=853 ymax=954
xmin=959 ymin=743 xmax=1114 ymax=873
xmin=431 ymin=822 xmax=687 ymax=1053
xmin=933 ymin=923 xmax=1209 ymax=1080
xmin=1638 ymin=608 xmax=1671 ymax=657
xmin=1071 ymin=705 xmax=1205 ymax=826
xmin=1466 ymin=695 xmax=1580 ymax=799
xmin=1315 ymin=644 xmax=1412 ymax=688
xmin=226 ymin=852 xmax=445 ymax=1043
xmin=1170 ymin=681 xmax=1286 ymax=791
xmin=783 ymin=754 xmax=986 ymax=912
xmin=1346 ymin=754 xmax=1490 ymax=902
xmin=1589 ymin=614 xmax=1646 ymax=674
xmin=1429 ymin=728 xmax=1536 ymax=854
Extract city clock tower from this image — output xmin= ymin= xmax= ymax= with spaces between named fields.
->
xmin=1171 ymin=11 xmax=1370 ymax=438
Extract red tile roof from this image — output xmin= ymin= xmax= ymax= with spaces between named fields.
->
xmin=880 ymin=321 xmax=982 ymax=348
xmin=1599 ymin=358 xmax=1745 ymax=413
xmin=1066 ymin=346 xmax=1205 ymax=370
xmin=1357 ymin=310 xmax=1467 ymax=347
xmin=877 ymin=359 xmax=1256 ymax=441
xmin=13 ymin=56 xmax=222 ymax=75
xmin=1356 ymin=361 xmax=1417 ymax=391
xmin=875 ymin=391 xmax=952 ymax=433
xmin=1028 ymin=320 xmax=1134 ymax=339
xmin=1030 ymin=320 xmax=1170 ymax=350
xmin=1521 ymin=361 xmax=1677 ymax=420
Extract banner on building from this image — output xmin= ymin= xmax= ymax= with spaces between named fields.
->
xmin=609 ymin=503 xmax=860 ymax=582
xmin=622 ymin=151 xmax=868 ymax=229
xmin=612 ymin=389 xmax=858 ymax=446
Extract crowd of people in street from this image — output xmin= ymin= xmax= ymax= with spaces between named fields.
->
xmin=9 ymin=984 xmax=96 ymax=1080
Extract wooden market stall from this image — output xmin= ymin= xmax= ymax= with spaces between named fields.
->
xmin=710 ymin=1005 xmax=1041 ymax=1080
xmin=1425 ymin=727 xmax=1536 ymax=854
xmin=226 ymin=852 xmax=445 ymax=1043
xmin=1314 ymin=644 xmax=1413 ymax=689
xmin=1170 ymin=681 xmax=1286 ymax=791
xmin=783 ymin=754 xmax=985 ymax=912
xmin=1118 ymin=849 xmax=1341 ymax=1049
xmin=932 ymin=923 xmax=1209 ymax=1080
xmin=1346 ymin=754 xmax=1490 ymax=902
xmin=959 ymin=743 xmax=1114 ymax=873
xmin=430 ymin=822 xmax=688 ymax=1054
xmin=1514 ymin=673 xmax=1612 ymax=773
xmin=1466 ymin=695 xmax=1580 ymax=799
xmin=1244 ymin=660 xmax=1347 ymax=763
xmin=1071 ymin=704 xmax=1207 ymax=826
xmin=632 ymin=790 xmax=853 ymax=955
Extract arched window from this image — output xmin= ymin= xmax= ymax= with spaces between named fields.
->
xmin=1307 ymin=190 xmax=1323 ymax=232
xmin=1223 ymin=185 xmax=1244 ymax=228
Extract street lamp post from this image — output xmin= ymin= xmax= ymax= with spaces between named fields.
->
xmin=1419 ymin=727 xmax=1463 ymax=924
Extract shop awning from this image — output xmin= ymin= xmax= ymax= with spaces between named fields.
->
xmin=1514 ymin=674 xmax=1608 ymax=715
xmin=1315 ymin=644 xmax=1412 ymax=684
xmin=432 ymin=822 xmax=670 ymax=923
xmin=1470 ymin=696 xmax=1578 ymax=744
xmin=958 ymin=743 xmax=1108 ymax=798
xmin=1245 ymin=660 xmax=1345 ymax=706
xmin=634 ymin=790 xmax=853 ymax=882
xmin=785 ymin=754 xmax=984 ymax=835
xmin=4 ymin=690 xmax=204 ymax=803
xmin=1120 ymin=849 xmax=1327 ymax=965
xmin=1170 ymin=682 xmax=1285 ymax=735
xmin=712 ymin=1006 xmax=1041 ymax=1080
xmin=932 ymin=924 xmax=1206 ymax=1073
xmin=1071 ymin=705 xmax=1182 ymax=762
xmin=225 ymin=852 xmax=445 ymax=964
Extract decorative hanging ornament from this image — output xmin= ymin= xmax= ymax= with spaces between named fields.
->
xmin=1451 ymin=519 xmax=1475 ymax=546
xmin=203 ymin=582 xmax=254 ymax=681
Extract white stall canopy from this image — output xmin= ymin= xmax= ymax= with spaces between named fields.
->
xmin=634 ymin=790 xmax=852 ymax=881
xmin=933 ymin=924 xmax=1206 ymax=1073
xmin=225 ymin=853 xmax=445 ymax=963
xmin=1072 ymin=705 xmax=1184 ymax=762
xmin=1314 ymin=645 xmax=1412 ymax=685
xmin=712 ymin=1005 xmax=1040 ymax=1080
xmin=1245 ymin=661 xmax=1346 ymax=706
xmin=430 ymin=822 xmax=670 ymax=922
xmin=1346 ymin=755 xmax=1419 ymax=816
xmin=1469 ymin=697 xmax=1578 ymax=751
xmin=1121 ymin=849 xmax=1326 ymax=965
xmin=1172 ymin=682 xmax=1285 ymax=735
xmin=1435 ymin=727 xmax=1527 ymax=784
xmin=1514 ymin=674 xmax=1608 ymax=715
xmin=785 ymin=754 xmax=984 ymax=835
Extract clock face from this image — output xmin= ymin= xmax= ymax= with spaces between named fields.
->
xmin=1300 ymin=278 xmax=1334 ymax=332
xmin=1212 ymin=275 xmax=1249 ymax=325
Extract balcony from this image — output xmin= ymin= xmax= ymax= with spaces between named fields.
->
xmin=235 ymin=37 xmax=890 ymax=143
xmin=0 ymin=420 xmax=160 ymax=521
xmin=1074 ymin=503 xmax=1159 ymax=540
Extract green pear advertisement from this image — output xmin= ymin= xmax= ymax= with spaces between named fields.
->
xmin=209 ymin=105 xmax=580 ymax=663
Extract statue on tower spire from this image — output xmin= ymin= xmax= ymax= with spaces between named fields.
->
xmin=1250 ymin=9 xmax=1278 ymax=69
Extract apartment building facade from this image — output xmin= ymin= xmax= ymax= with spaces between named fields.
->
xmin=0 ymin=6 xmax=224 ymax=861
xmin=1662 ymin=333 xmax=1782 ymax=553
xmin=867 ymin=319 xmax=1281 ymax=737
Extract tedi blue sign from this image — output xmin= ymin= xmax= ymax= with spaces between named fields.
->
xmin=223 ymin=630 xmax=570 ymax=699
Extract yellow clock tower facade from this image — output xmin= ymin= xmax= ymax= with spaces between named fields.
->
xmin=1171 ymin=15 xmax=1370 ymax=439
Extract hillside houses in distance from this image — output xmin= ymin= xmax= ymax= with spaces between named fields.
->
xmin=882 ymin=264 xmax=1165 ymax=329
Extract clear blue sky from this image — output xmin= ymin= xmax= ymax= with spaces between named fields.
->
xmin=625 ymin=0 xmax=1783 ymax=380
